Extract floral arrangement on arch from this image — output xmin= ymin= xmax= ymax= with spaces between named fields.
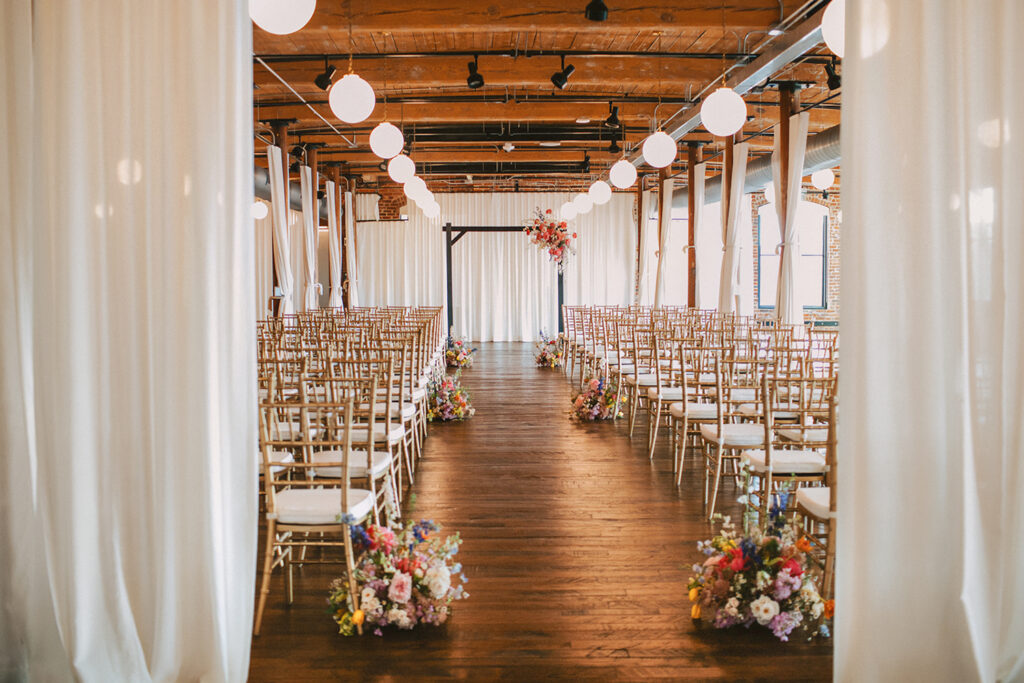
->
xmin=686 ymin=492 xmax=832 ymax=642
xmin=327 ymin=518 xmax=469 ymax=636
xmin=534 ymin=331 xmax=565 ymax=368
xmin=445 ymin=336 xmax=477 ymax=368
xmin=571 ymin=375 xmax=625 ymax=420
xmin=427 ymin=371 xmax=475 ymax=421
xmin=524 ymin=207 xmax=576 ymax=272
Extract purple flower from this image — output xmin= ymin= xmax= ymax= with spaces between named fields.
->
xmin=772 ymin=569 xmax=802 ymax=601
xmin=769 ymin=610 xmax=803 ymax=641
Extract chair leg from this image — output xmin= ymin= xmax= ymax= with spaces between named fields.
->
xmin=628 ymin=386 xmax=640 ymax=437
xmin=253 ymin=518 xmax=277 ymax=636
xmin=647 ymin=399 xmax=662 ymax=460
xmin=676 ymin=416 xmax=690 ymax=486
xmin=708 ymin=445 xmax=724 ymax=519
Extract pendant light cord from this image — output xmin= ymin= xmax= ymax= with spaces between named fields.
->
xmin=347 ymin=0 xmax=355 ymax=74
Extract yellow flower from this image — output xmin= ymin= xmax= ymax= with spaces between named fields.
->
xmin=691 ymin=604 xmax=702 ymax=619
xmin=688 ymin=587 xmax=700 ymax=603
xmin=352 ymin=609 xmax=365 ymax=626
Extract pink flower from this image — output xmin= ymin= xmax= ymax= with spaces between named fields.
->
xmin=589 ymin=379 xmax=600 ymax=390
xmin=388 ymin=571 xmax=413 ymax=604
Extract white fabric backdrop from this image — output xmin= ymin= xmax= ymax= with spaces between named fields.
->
xmin=344 ymin=190 xmax=360 ymax=307
xmin=356 ymin=192 xmax=636 ymax=341
xmin=691 ymin=162 xmax=708 ymax=308
xmin=1 ymin=1 xmax=255 ymax=680
xmin=718 ymin=143 xmax=751 ymax=314
xmin=653 ymin=177 xmax=676 ymax=307
xmin=637 ymin=190 xmax=656 ymax=304
xmin=839 ymin=1 xmax=1024 ymax=681
xmin=326 ymin=181 xmax=343 ymax=308
xmin=267 ymin=145 xmax=296 ymax=316
xmin=299 ymin=166 xmax=319 ymax=311
xmin=254 ymin=200 xmax=273 ymax=319
xmin=772 ymin=112 xmax=810 ymax=326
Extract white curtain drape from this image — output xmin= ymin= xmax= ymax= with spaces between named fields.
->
xmin=326 ymin=181 xmax=343 ymax=308
xmin=718 ymin=142 xmax=750 ymax=314
xmin=691 ymin=162 xmax=707 ymax=308
xmin=255 ymin=200 xmax=273 ymax=319
xmin=653 ymin=176 xmax=676 ymax=307
xmin=1 ymin=1 xmax=255 ymax=680
xmin=356 ymin=192 xmax=635 ymax=341
xmin=772 ymin=112 xmax=810 ymax=326
xmin=839 ymin=1 xmax=1024 ymax=681
xmin=267 ymin=145 xmax=295 ymax=316
xmin=299 ymin=165 xmax=319 ymax=311
xmin=637 ymin=190 xmax=657 ymax=305
xmin=344 ymin=190 xmax=360 ymax=307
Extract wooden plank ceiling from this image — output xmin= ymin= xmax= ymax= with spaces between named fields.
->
xmin=253 ymin=0 xmax=840 ymax=189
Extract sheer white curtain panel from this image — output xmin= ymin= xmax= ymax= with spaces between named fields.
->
xmin=839 ymin=1 xmax=1024 ymax=681
xmin=267 ymin=145 xmax=295 ymax=315
xmin=1 ymin=1 xmax=255 ymax=680
xmin=299 ymin=165 xmax=319 ymax=311
xmin=653 ymin=177 xmax=676 ymax=307
xmin=718 ymin=143 xmax=750 ymax=313
xmin=772 ymin=112 xmax=810 ymax=326
xmin=326 ymin=181 xmax=343 ymax=308
xmin=637 ymin=190 xmax=657 ymax=305
xmin=255 ymin=201 xmax=273 ymax=319
xmin=691 ymin=162 xmax=707 ymax=308
xmin=344 ymin=190 xmax=360 ymax=307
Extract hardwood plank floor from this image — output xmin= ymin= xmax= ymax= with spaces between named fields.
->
xmin=249 ymin=343 xmax=832 ymax=681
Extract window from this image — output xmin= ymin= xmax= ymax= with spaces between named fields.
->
xmin=757 ymin=201 xmax=828 ymax=309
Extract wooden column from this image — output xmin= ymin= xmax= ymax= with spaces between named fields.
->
xmin=686 ymin=142 xmax=702 ymax=308
xmin=778 ymin=83 xmax=800 ymax=232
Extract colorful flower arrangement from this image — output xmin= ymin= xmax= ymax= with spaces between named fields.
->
xmin=687 ymin=493 xmax=832 ymax=642
xmin=571 ymin=375 xmax=625 ymax=420
xmin=534 ymin=332 xmax=565 ymax=368
xmin=524 ymin=207 xmax=576 ymax=272
xmin=327 ymin=518 xmax=469 ymax=636
xmin=427 ymin=371 xmax=475 ymax=421
xmin=445 ymin=336 xmax=477 ymax=368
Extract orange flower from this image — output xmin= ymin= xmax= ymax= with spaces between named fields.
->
xmin=352 ymin=609 xmax=365 ymax=626
xmin=823 ymin=600 xmax=835 ymax=619
xmin=797 ymin=536 xmax=813 ymax=553
xmin=691 ymin=604 xmax=702 ymax=619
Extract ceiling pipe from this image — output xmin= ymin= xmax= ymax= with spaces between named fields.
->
xmin=254 ymin=165 xmax=331 ymax=221
xmin=671 ymin=123 xmax=839 ymax=208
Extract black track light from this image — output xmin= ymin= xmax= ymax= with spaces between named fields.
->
xmin=585 ymin=0 xmax=609 ymax=21
xmin=314 ymin=60 xmax=336 ymax=91
xmin=289 ymin=160 xmax=300 ymax=174
xmin=605 ymin=104 xmax=620 ymax=129
xmin=608 ymin=137 xmax=621 ymax=154
xmin=466 ymin=56 xmax=484 ymax=89
xmin=551 ymin=56 xmax=576 ymax=90
xmin=290 ymin=144 xmax=306 ymax=159
xmin=825 ymin=60 xmax=841 ymax=91
xmin=582 ymin=153 xmax=591 ymax=174
xmin=316 ymin=189 xmax=325 ymax=200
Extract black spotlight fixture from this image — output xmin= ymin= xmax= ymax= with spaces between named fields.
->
xmin=290 ymin=143 xmax=306 ymax=159
xmin=466 ymin=55 xmax=484 ymax=89
xmin=608 ymin=137 xmax=621 ymax=154
xmin=314 ymin=58 xmax=336 ymax=91
xmin=582 ymin=153 xmax=591 ymax=174
xmin=825 ymin=59 xmax=841 ymax=91
xmin=604 ymin=103 xmax=620 ymax=129
xmin=289 ymin=160 xmax=301 ymax=174
xmin=585 ymin=0 xmax=608 ymax=21
xmin=550 ymin=55 xmax=576 ymax=90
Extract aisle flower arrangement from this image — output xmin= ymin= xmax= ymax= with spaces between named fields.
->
xmin=570 ymin=375 xmax=624 ymax=420
xmin=427 ymin=371 xmax=475 ymax=421
xmin=534 ymin=332 xmax=565 ymax=368
xmin=327 ymin=518 xmax=469 ymax=636
xmin=687 ymin=493 xmax=831 ymax=642
xmin=445 ymin=336 xmax=477 ymax=368
xmin=524 ymin=207 xmax=576 ymax=272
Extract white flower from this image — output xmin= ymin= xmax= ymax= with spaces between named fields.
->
xmin=361 ymin=595 xmax=382 ymax=616
xmin=750 ymin=594 xmax=780 ymax=626
xmin=756 ymin=570 xmax=771 ymax=591
xmin=811 ymin=600 xmax=824 ymax=620
xmin=424 ymin=565 xmax=452 ymax=598
xmin=724 ymin=597 xmax=741 ymax=617
xmin=360 ymin=587 xmax=376 ymax=604
xmin=386 ymin=607 xmax=413 ymax=629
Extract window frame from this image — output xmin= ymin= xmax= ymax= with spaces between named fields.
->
xmin=756 ymin=207 xmax=828 ymax=310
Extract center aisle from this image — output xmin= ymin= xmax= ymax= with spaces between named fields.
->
xmin=249 ymin=343 xmax=832 ymax=680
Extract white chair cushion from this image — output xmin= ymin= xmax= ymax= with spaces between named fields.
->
xmin=741 ymin=448 xmax=826 ymax=474
xmin=777 ymin=427 xmax=829 ymax=443
xmin=270 ymin=423 xmax=317 ymax=441
xmin=359 ymin=402 xmax=417 ymax=420
xmin=274 ymin=487 xmax=374 ymax=525
xmin=412 ymin=387 xmax=426 ymax=402
xmin=311 ymin=449 xmax=392 ymax=479
xmin=700 ymin=423 xmax=766 ymax=447
xmin=796 ymin=486 xmax=833 ymax=519
xmin=259 ymin=449 xmax=294 ymax=475
xmin=647 ymin=386 xmax=698 ymax=401
xmin=624 ymin=373 xmax=659 ymax=387
xmin=736 ymin=403 xmax=799 ymax=420
xmin=349 ymin=423 xmax=406 ymax=445
xmin=669 ymin=402 xmax=719 ymax=420
xmin=259 ymin=387 xmax=298 ymax=400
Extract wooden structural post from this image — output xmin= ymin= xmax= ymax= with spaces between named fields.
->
xmin=777 ymin=82 xmax=800 ymax=256
xmin=686 ymin=142 xmax=702 ymax=308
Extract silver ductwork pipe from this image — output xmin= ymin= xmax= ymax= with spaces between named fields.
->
xmin=671 ymin=123 xmax=841 ymax=208
xmin=254 ymin=164 xmax=331 ymax=221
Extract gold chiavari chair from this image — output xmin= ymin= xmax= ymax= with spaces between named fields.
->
xmin=795 ymin=394 xmax=837 ymax=599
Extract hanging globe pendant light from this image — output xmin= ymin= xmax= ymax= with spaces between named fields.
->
xmin=642 ymin=130 xmax=677 ymax=168
xmin=573 ymin=192 xmax=594 ymax=215
xmin=609 ymin=159 xmax=638 ymax=189
xmin=821 ymin=0 xmax=845 ymax=58
xmin=588 ymin=179 xmax=612 ymax=204
xmin=701 ymin=87 xmax=747 ymax=137
xmin=560 ymin=201 xmax=578 ymax=221
xmin=329 ymin=73 xmax=376 ymax=124
xmin=388 ymin=154 xmax=415 ymax=184
xmin=811 ymin=168 xmax=836 ymax=191
xmin=250 ymin=0 xmax=316 ymax=35
xmin=369 ymin=121 xmax=404 ymax=159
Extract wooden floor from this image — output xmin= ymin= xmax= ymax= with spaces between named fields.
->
xmin=249 ymin=343 xmax=832 ymax=681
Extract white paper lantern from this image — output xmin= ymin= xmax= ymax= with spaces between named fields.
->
xmin=641 ymin=131 xmax=677 ymax=168
xmin=560 ymin=201 xmax=578 ymax=221
xmin=811 ymin=168 xmax=835 ymax=191
xmin=763 ymin=183 xmax=775 ymax=204
xmin=329 ymin=73 xmax=376 ymax=124
xmin=588 ymin=179 xmax=612 ymax=205
xmin=403 ymin=176 xmax=427 ymax=201
xmin=252 ymin=200 xmax=269 ymax=219
xmin=388 ymin=154 xmax=415 ymax=183
xmin=573 ymin=192 xmax=594 ymax=215
xmin=250 ymin=0 xmax=316 ymax=35
xmin=423 ymin=201 xmax=441 ymax=219
xmin=701 ymin=87 xmax=747 ymax=137
xmin=369 ymin=121 xmax=404 ymax=159
xmin=609 ymin=159 xmax=638 ymax=189
xmin=821 ymin=0 xmax=845 ymax=58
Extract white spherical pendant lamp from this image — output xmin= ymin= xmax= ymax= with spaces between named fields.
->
xmin=369 ymin=121 xmax=404 ymax=159
xmin=609 ymin=159 xmax=638 ymax=189
xmin=701 ymin=87 xmax=747 ymax=137
xmin=573 ymin=192 xmax=593 ymax=215
xmin=403 ymin=176 xmax=427 ymax=201
xmin=387 ymin=154 xmax=415 ymax=184
xmin=249 ymin=0 xmax=316 ymax=35
xmin=642 ymin=131 xmax=677 ymax=168
xmin=329 ymin=73 xmax=376 ymax=124
xmin=811 ymin=168 xmax=835 ymax=191
xmin=423 ymin=200 xmax=441 ymax=219
xmin=252 ymin=200 xmax=269 ymax=220
xmin=588 ymin=179 xmax=612 ymax=205
xmin=821 ymin=0 xmax=845 ymax=59
xmin=560 ymin=201 xmax=578 ymax=221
